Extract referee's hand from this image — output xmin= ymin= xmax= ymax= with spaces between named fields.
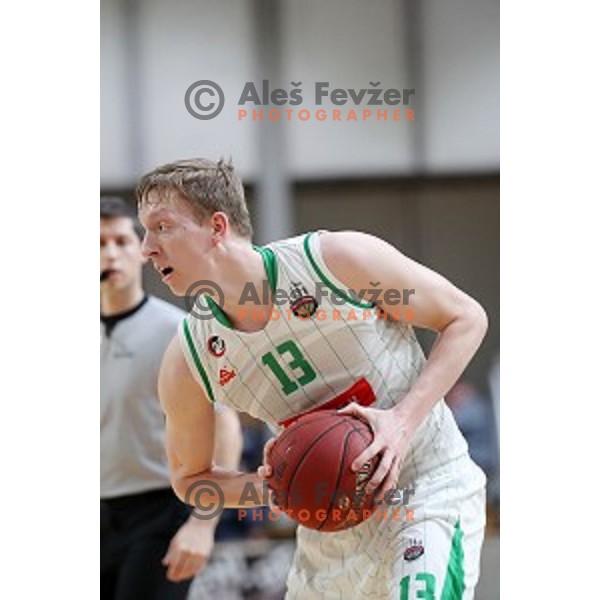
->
xmin=162 ymin=517 xmax=215 ymax=582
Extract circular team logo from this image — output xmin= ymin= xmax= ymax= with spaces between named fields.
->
xmin=404 ymin=543 xmax=425 ymax=562
xmin=290 ymin=295 xmax=319 ymax=319
xmin=207 ymin=335 xmax=226 ymax=357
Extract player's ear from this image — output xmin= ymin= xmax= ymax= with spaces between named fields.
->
xmin=211 ymin=212 xmax=229 ymax=244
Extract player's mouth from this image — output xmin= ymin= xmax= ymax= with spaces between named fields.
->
xmin=160 ymin=266 xmax=174 ymax=281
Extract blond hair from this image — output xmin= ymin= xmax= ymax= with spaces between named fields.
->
xmin=137 ymin=158 xmax=253 ymax=238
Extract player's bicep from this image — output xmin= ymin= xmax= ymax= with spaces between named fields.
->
xmin=371 ymin=247 xmax=478 ymax=332
xmin=159 ymin=335 xmax=216 ymax=484
xmin=213 ymin=406 xmax=243 ymax=470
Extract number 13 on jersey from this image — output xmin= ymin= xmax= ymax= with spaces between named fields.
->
xmin=262 ymin=340 xmax=317 ymax=395
xmin=399 ymin=573 xmax=436 ymax=599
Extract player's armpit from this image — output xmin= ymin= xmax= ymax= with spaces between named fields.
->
xmin=159 ymin=335 xmax=216 ymax=498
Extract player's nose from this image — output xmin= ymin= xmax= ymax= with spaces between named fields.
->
xmin=141 ymin=232 xmax=158 ymax=257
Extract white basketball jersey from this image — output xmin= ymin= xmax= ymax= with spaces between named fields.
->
xmin=179 ymin=231 xmax=469 ymax=480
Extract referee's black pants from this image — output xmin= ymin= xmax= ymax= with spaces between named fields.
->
xmin=101 ymin=488 xmax=192 ymax=600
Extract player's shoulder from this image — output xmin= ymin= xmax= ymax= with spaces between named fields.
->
xmin=266 ymin=229 xmax=338 ymax=255
xmin=266 ymin=230 xmax=387 ymax=270
xmin=270 ymin=229 xmax=382 ymax=257
xmin=159 ymin=332 xmax=212 ymax=410
xmin=269 ymin=229 xmax=379 ymax=247
xmin=318 ymin=230 xmax=391 ymax=260
xmin=265 ymin=232 xmax=312 ymax=252
xmin=318 ymin=229 xmax=382 ymax=247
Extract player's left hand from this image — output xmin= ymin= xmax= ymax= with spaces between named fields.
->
xmin=337 ymin=402 xmax=414 ymax=498
xmin=257 ymin=437 xmax=280 ymax=510
xmin=162 ymin=517 xmax=215 ymax=582
xmin=257 ymin=436 xmax=277 ymax=480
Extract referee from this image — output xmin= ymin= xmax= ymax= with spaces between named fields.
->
xmin=101 ymin=196 xmax=243 ymax=599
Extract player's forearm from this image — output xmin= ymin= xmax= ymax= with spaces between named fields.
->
xmin=393 ymin=300 xmax=488 ymax=431
xmin=184 ymin=409 xmax=245 ymax=530
xmin=173 ymin=468 xmax=269 ymax=511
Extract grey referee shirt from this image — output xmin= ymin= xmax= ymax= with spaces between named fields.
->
xmin=101 ymin=296 xmax=184 ymax=499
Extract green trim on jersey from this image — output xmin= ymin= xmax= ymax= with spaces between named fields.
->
xmin=205 ymin=245 xmax=278 ymax=330
xmin=253 ymin=245 xmax=278 ymax=294
xmin=303 ymin=232 xmax=374 ymax=309
xmin=440 ymin=520 xmax=466 ymax=599
xmin=182 ymin=318 xmax=216 ymax=403
xmin=206 ymin=295 xmax=233 ymax=329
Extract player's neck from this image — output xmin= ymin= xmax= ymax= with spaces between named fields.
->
xmin=219 ymin=242 xmax=274 ymax=332
xmin=101 ymin=284 xmax=145 ymax=317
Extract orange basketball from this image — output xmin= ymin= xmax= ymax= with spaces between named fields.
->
xmin=268 ymin=410 xmax=381 ymax=532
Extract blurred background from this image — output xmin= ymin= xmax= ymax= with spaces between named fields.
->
xmin=101 ymin=0 xmax=499 ymax=597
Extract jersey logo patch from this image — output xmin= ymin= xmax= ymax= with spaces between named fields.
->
xmin=207 ymin=335 xmax=226 ymax=357
xmin=289 ymin=281 xmax=319 ymax=318
xmin=404 ymin=539 xmax=424 ymax=562
xmin=219 ymin=367 xmax=236 ymax=386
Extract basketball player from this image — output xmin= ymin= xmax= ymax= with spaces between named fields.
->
xmin=137 ymin=159 xmax=488 ymax=599
xmin=100 ymin=196 xmax=243 ymax=599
